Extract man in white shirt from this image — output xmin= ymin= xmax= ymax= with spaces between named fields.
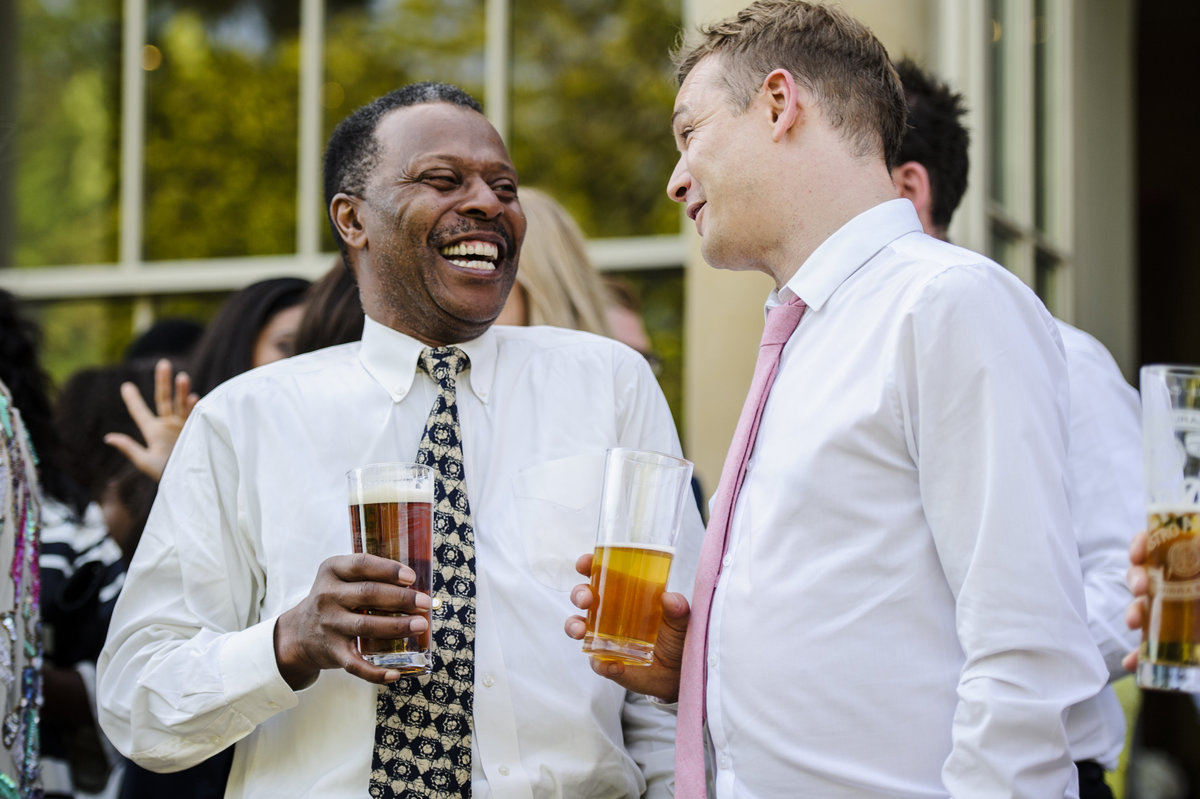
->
xmin=890 ymin=58 xmax=1141 ymax=799
xmin=97 ymin=82 xmax=701 ymax=798
xmin=568 ymin=2 xmax=1107 ymax=796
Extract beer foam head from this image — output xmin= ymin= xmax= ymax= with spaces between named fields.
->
xmin=349 ymin=482 xmax=434 ymax=505
xmin=1148 ymin=502 xmax=1200 ymax=515
xmin=604 ymin=541 xmax=676 ymax=556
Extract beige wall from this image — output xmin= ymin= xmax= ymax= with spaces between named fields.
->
xmin=1071 ymin=0 xmax=1136 ymax=378
xmin=681 ymin=0 xmax=937 ymax=494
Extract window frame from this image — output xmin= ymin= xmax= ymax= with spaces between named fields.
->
xmin=937 ymin=0 xmax=1075 ymax=320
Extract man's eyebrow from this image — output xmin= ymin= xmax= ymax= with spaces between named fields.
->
xmin=670 ymin=106 xmax=689 ymax=127
xmin=410 ymin=153 xmax=517 ymax=174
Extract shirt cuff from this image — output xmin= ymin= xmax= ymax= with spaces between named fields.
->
xmin=218 ymin=615 xmax=301 ymax=726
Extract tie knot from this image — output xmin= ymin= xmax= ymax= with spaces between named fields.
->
xmin=419 ymin=346 xmax=469 ymax=386
xmin=761 ymin=296 xmax=807 ymax=347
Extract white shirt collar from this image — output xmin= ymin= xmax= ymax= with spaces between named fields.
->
xmin=768 ymin=198 xmax=923 ymax=314
xmin=358 ymin=314 xmax=498 ymax=403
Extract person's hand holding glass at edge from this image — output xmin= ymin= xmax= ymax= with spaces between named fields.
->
xmin=1125 ymin=365 xmax=1200 ymax=690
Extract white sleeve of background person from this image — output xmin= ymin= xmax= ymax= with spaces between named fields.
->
xmin=1056 ymin=319 xmax=1143 ymax=678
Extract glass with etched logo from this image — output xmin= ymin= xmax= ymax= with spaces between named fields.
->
xmin=1139 ymin=365 xmax=1200 ymax=691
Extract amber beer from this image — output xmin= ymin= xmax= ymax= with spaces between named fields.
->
xmin=348 ymin=468 xmax=434 ymax=674
xmin=1142 ymin=507 xmax=1200 ymax=678
xmin=581 ymin=448 xmax=692 ymax=666
xmin=583 ymin=543 xmax=675 ymax=665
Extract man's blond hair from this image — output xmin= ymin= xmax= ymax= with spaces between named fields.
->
xmin=673 ymin=0 xmax=906 ymax=168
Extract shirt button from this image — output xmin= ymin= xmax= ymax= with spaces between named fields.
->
xmin=708 ymin=652 xmax=718 ymax=669
xmin=722 ymin=553 xmax=733 ymax=568
xmin=718 ymin=754 xmax=731 ymax=769
xmin=498 ymin=766 xmax=510 ymax=777
xmin=482 ymin=674 xmax=495 ymax=688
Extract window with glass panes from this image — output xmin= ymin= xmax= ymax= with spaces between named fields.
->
xmin=3 ymin=0 xmax=687 ymax=417
xmin=985 ymin=0 xmax=1074 ymax=316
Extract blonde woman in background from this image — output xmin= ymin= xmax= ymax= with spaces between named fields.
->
xmin=494 ymin=186 xmax=614 ymax=336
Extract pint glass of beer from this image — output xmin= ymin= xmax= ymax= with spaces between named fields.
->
xmin=1139 ymin=365 xmax=1200 ymax=691
xmin=348 ymin=461 xmax=434 ymax=674
xmin=582 ymin=448 xmax=693 ymax=666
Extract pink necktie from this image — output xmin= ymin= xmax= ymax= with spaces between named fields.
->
xmin=675 ymin=294 xmax=807 ymax=797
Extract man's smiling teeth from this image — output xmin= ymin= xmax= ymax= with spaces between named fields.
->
xmin=440 ymin=241 xmax=498 ymax=271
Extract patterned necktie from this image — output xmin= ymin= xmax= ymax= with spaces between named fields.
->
xmin=675 ymin=295 xmax=807 ymax=798
xmin=370 ymin=346 xmax=476 ymax=798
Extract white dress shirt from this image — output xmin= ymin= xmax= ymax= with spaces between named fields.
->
xmin=704 ymin=199 xmax=1108 ymax=798
xmin=97 ymin=318 xmax=703 ymax=799
xmin=1056 ymin=319 xmax=1142 ymax=769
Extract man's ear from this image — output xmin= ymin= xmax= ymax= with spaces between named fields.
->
xmin=330 ymin=193 xmax=368 ymax=252
xmin=762 ymin=68 xmax=801 ymax=142
xmin=892 ymin=160 xmax=933 ymax=219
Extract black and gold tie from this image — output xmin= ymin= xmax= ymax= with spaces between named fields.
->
xmin=370 ymin=346 xmax=476 ymax=798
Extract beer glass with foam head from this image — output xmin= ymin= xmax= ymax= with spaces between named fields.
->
xmin=348 ymin=461 xmax=434 ymax=674
xmin=1139 ymin=365 xmax=1200 ymax=691
xmin=582 ymin=448 xmax=693 ymax=666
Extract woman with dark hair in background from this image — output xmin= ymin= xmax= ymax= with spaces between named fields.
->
xmin=186 ymin=276 xmax=310 ymax=396
xmin=292 ymin=262 xmax=363 ymax=356
xmin=0 ymin=291 xmax=88 ymax=516
xmin=106 ymin=277 xmax=311 ymax=483
xmin=55 ymin=365 xmax=159 ymax=563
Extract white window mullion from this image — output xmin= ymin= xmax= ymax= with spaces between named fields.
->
xmin=1003 ymin=0 xmax=1035 ymax=286
xmin=120 ymin=0 xmax=147 ymax=272
xmin=121 ymin=0 xmax=151 ymax=327
xmin=297 ymin=0 xmax=324 ymax=259
xmin=484 ymin=0 xmax=510 ymax=144
xmin=937 ymin=0 xmax=989 ymax=255
xmin=1045 ymin=0 xmax=1075 ymax=319
xmin=1046 ymin=0 xmax=1072 ymax=247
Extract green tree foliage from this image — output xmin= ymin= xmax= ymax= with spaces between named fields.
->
xmin=510 ymin=0 xmax=682 ymax=238
xmin=323 ymin=0 xmax=487 ymax=125
xmin=143 ymin=10 xmax=300 ymax=259
xmin=14 ymin=0 xmax=122 ymax=267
